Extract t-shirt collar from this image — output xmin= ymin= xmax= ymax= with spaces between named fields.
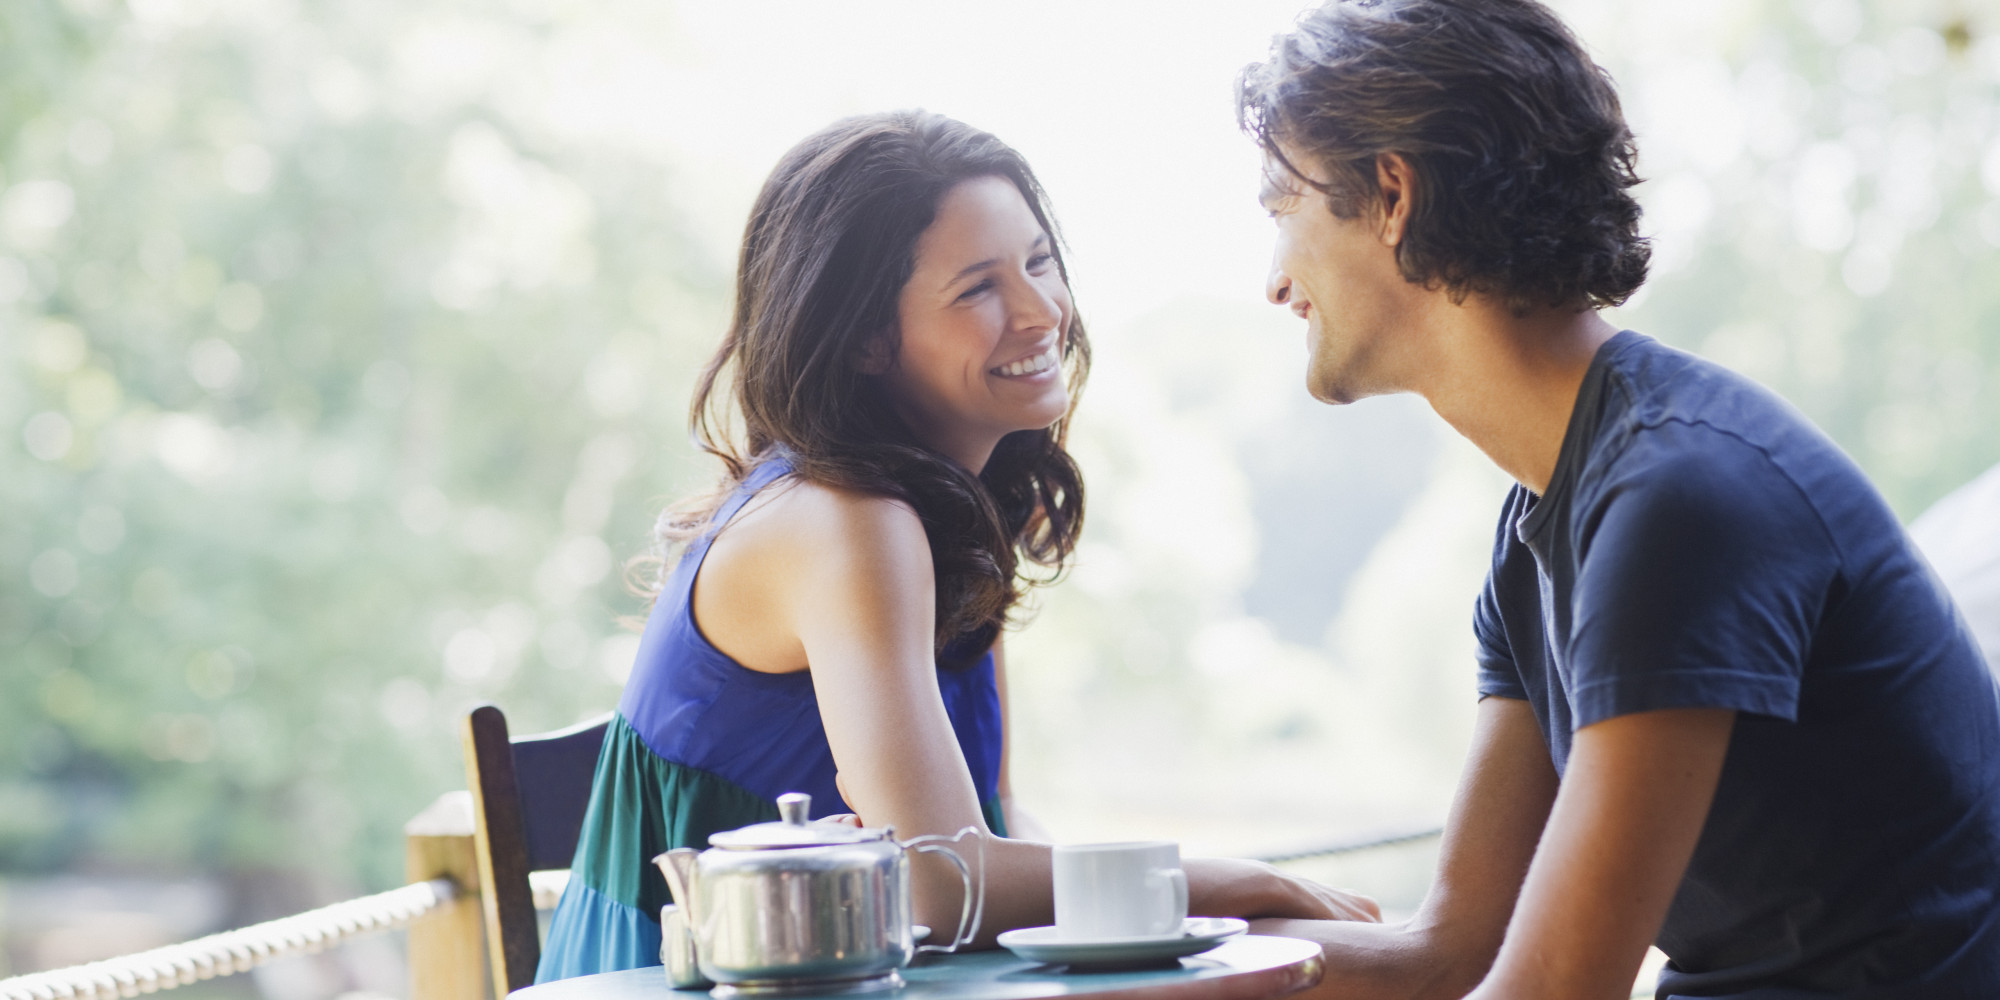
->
xmin=1515 ymin=329 xmax=1643 ymax=545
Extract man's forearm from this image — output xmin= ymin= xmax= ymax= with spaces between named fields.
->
xmin=1464 ymin=708 xmax=1733 ymax=1000
xmin=1258 ymin=699 xmax=1555 ymax=1000
xmin=1250 ymin=918 xmax=1488 ymax=1000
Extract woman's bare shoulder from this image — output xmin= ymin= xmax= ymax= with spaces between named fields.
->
xmin=735 ymin=478 xmax=925 ymax=553
xmin=695 ymin=478 xmax=932 ymax=672
xmin=706 ymin=478 xmax=932 ymax=606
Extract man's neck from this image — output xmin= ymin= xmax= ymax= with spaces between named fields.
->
xmin=1413 ymin=304 xmax=1620 ymax=496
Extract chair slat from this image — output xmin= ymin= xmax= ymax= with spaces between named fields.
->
xmin=463 ymin=706 xmax=540 ymax=998
xmin=463 ymin=706 xmax=614 ymax=1000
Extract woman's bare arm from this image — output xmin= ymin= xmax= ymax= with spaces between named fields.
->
xmin=757 ymin=486 xmax=1046 ymax=942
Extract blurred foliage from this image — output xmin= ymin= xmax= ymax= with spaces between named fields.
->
xmin=1 ymin=0 xmax=725 ymax=890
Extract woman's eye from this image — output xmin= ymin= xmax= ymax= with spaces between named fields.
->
xmin=956 ymin=280 xmax=992 ymax=301
xmin=1027 ymin=253 xmax=1054 ymax=271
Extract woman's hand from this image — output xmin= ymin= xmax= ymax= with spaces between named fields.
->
xmin=1186 ymin=856 xmax=1382 ymax=923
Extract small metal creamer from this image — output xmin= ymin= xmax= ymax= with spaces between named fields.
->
xmin=654 ymin=792 xmax=985 ymax=997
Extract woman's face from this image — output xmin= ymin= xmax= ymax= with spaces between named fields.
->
xmin=878 ymin=175 xmax=1073 ymax=473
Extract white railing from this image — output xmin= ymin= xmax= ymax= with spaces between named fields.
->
xmin=0 ymin=878 xmax=457 ymax=1000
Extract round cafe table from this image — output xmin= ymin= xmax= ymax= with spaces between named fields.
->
xmin=511 ymin=935 xmax=1325 ymax=1000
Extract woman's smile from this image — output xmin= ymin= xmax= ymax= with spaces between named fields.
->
xmin=989 ymin=342 xmax=1062 ymax=379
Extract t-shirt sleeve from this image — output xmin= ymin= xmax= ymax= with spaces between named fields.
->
xmin=1566 ymin=425 xmax=1838 ymax=728
xmin=1475 ymin=487 xmax=1531 ymax=701
xmin=1475 ymin=572 xmax=1529 ymax=700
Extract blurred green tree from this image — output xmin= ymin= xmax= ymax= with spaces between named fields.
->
xmin=2 ymin=0 xmax=725 ymax=892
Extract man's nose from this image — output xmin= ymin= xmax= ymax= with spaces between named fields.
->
xmin=1266 ymin=264 xmax=1292 ymax=306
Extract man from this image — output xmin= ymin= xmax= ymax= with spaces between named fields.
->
xmin=1235 ymin=1 xmax=2000 ymax=997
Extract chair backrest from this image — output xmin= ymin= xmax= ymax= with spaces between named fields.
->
xmin=462 ymin=704 xmax=611 ymax=1000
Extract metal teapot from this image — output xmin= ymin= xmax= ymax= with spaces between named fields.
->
xmin=654 ymin=792 xmax=985 ymax=996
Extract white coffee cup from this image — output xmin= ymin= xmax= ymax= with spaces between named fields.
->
xmin=1051 ymin=841 xmax=1189 ymax=940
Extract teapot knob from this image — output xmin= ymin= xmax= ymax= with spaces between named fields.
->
xmin=777 ymin=792 xmax=810 ymax=826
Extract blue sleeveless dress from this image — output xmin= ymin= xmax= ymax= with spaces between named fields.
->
xmin=536 ymin=457 xmax=1008 ymax=982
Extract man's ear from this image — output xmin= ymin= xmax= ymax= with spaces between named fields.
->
xmin=854 ymin=333 xmax=894 ymax=375
xmin=1374 ymin=152 xmax=1417 ymax=248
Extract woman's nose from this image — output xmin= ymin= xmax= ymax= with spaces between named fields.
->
xmin=1013 ymin=277 xmax=1067 ymax=331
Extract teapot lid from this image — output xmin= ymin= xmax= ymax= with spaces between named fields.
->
xmin=707 ymin=792 xmax=890 ymax=849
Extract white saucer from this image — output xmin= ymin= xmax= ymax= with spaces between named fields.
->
xmin=995 ymin=917 xmax=1248 ymax=968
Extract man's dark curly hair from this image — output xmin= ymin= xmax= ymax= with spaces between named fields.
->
xmin=1237 ymin=0 xmax=1650 ymax=314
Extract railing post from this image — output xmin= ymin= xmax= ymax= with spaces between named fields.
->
xmin=406 ymin=791 xmax=487 ymax=1000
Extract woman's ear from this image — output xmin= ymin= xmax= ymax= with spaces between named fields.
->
xmin=854 ymin=333 xmax=894 ymax=375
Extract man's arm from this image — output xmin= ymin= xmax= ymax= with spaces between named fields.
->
xmin=1253 ymin=696 xmax=1559 ymax=1000
xmin=1467 ymin=706 xmax=1734 ymax=1000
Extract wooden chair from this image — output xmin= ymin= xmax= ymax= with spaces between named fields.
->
xmin=462 ymin=704 xmax=612 ymax=1000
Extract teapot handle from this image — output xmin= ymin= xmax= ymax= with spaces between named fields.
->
xmin=901 ymin=826 xmax=985 ymax=954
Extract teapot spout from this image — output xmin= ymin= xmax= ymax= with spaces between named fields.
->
xmin=654 ymin=848 xmax=700 ymax=915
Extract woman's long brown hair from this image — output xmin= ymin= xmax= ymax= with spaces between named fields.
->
xmin=646 ymin=110 xmax=1089 ymax=662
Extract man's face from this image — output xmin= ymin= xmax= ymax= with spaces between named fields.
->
xmin=1259 ymin=149 xmax=1419 ymax=404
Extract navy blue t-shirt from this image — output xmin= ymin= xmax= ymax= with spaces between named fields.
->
xmin=1473 ymin=331 xmax=2000 ymax=998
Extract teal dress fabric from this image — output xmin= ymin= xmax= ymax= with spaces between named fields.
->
xmin=536 ymin=458 xmax=1008 ymax=983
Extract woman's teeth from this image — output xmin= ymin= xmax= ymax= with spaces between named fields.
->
xmin=992 ymin=348 xmax=1058 ymax=377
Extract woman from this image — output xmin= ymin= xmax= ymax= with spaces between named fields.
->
xmin=538 ymin=110 xmax=1376 ymax=982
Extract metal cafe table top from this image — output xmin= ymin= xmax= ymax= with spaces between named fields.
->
xmin=512 ymin=935 xmax=1325 ymax=1000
